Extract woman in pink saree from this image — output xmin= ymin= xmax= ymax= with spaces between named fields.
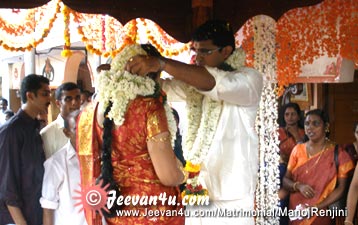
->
xmin=283 ymin=109 xmax=354 ymax=225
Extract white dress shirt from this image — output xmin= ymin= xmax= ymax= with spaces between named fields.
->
xmin=40 ymin=141 xmax=87 ymax=225
xmin=165 ymin=66 xmax=263 ymax=225
xmin=0 ymin=111 xmax=6 ymax=126
xmin=199 ymin=66 xmax=262 ymax=201
xmin=40 ymin=114 xmax=68 ymax=159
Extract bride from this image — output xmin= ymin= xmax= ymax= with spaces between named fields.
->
xmin=77 ymin=44 xmax=186 ymax=225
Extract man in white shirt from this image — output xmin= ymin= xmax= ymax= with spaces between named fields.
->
xmin=40 ymin=109 xmax=87 ymax=225
xmin=0 ymin=98 xmax=9 ymax=126
xmin=126 ymin=20 xmax=263 ymax=225
xmin=40 ymin=82 xmax=81 ymax=158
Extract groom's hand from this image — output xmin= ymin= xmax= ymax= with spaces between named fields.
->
xmin=125 ymin=55 xmax=162 ymax=76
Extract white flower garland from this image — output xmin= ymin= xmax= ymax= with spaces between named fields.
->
xmin=96 ymin=44 xmax=177 ymax=146
xmin=226 ymin=47 xmax=246 ymax=70
xmin=182 ymin=48 xmax=246 ymax=193
xmin=184 ymin=48 xmax=246 ymax=163
xmin=251 ymin=16 xmax=280 ymax=225
xmin=184 ymin=96 xmax=221 ymax=165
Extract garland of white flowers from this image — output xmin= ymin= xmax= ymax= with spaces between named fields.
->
xmin=184 ymin=94 xmax=221 ymax=164
xmin=183 ymin=48 xmax=246 ymax=161
xmin=96 ymin=44 xmax=177 ymax=146
xmin=182 ymin=48 xmax=246 ymax=196
xmin=251 ymin=16 xmax=280 ymax=225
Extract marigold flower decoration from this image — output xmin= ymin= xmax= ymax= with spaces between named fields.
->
xmin=61 ymin=4 xmax=72 ymax=57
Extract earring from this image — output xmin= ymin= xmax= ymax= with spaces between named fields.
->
xmin=325 ymin=125 xmax=330 ymax=133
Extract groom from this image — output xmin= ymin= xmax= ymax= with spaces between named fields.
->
xmin=126 ymin=20 xmax=263 ymax=225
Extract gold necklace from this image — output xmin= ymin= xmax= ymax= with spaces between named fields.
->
xmin=306 ymin=140 xmax=326 ymax=158
xmin=305 ymin=142 xmax=327 ymax=174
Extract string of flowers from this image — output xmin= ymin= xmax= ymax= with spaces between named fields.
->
xmin=0 ymin=11 xmax=34 ymax=35
xmin=61 ymin=4 xmax=72 ymax=57
xmin=101 ymin=15 xmax=106 ymax=51
xmin=0 ymin=0 xmax=355 ymax=90
xmin=102 ymin=20 xmax=138 ymax=58
xmin=0 ymin=10 xmax=35 ymax=52
xmin=73 ymin=12 xmax=99 ymax=55
xmin=73 ymin=11 xmax=110 ymax=55
xmin=137 ymin=18 xmax=191 ymax=57
xmin=256 ymin=82 xmax=280 ymax=225
xmin=0 ymin=0 xmax=60 ymax=51
xmin=181 ymin=48 xmax=246 ymax=201
xmin=97 ymin=19 xmax=137 ymax=58
xmin=104 ymin=16 xmax=122 ymax=53
xmin=251 ymin=15 xmax=280 ymax=225
xmin=33 ymin=1 xmax=61 ymax=48
xmin=96 ymin=44 xmax=177 ymax=146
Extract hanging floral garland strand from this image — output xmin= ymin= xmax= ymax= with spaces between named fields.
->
xmin=0 ymin=0 xmax=60 ymax=52
xmin=251 ymin=15 xmax=280 ymax=225
xmin=181 ymin=48 xmax=246 ymax=202
xmin=61 ymin=4 xmax=72 ymax=57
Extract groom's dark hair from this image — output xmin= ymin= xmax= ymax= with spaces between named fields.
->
xmin=192 ymin=20 xmax=235 ymax=51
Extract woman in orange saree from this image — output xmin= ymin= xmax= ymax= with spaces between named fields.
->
xmin=278 ymin=103 xmax=305 ymax=164
xmin=283 ymin=109 xmax=354 ymax=225
xmin=77 ymin=44 xmax=185 ymax=225
xmin=278 ymin=103 xmax=305 ymax=225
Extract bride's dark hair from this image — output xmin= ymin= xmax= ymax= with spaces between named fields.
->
xmin=140 ymin=44 xmax=162 ymax=80
xmin=98 ymin=44 xmax=162 ymax=217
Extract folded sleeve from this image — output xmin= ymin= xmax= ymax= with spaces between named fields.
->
xmin=40 ymin=157 xmax=63 ymax=209
xmin=200 ymin=66 xmax=263 ymax=106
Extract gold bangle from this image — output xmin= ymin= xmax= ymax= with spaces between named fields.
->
xmin=344 ymin=221 xmax=354 ymax=225
xmin=176 ymin=159 xmax=188 ymax=184
xmin=293 ymin=182 xmax=299 ymax=192
xmin=181 ymin=168 xmax=189 ymax=184
xmin=146 ymin=135 xmax=170 ymax=142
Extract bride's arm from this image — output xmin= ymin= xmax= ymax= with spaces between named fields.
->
xmin=147 ymin=131 xmax=186 ymax=186
xmin=96 ymin=102 xmax=105 ymax=128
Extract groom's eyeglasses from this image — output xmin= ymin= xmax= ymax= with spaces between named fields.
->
xmin=191 ymin=47 xmax=222 ymax=56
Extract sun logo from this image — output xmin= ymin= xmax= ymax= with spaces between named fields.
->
xmin=73 ymin=179 xmax=110 ymax=216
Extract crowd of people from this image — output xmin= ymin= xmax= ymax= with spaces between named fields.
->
xmin=0 ymin=19 xmax=356 ymax=225
xmin=276 ymin=102 xmax=358 ymax=225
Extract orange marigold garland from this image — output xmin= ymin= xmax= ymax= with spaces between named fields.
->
xmin=72 ymin=12 xmax=110 ymax=56
xmin=137 ymin=18 xmax=190 ymax=57
xmin=61 ymin=4 xmax=72 ymax=57
xmin=0 ymin=0 xmax=60 ymax=52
